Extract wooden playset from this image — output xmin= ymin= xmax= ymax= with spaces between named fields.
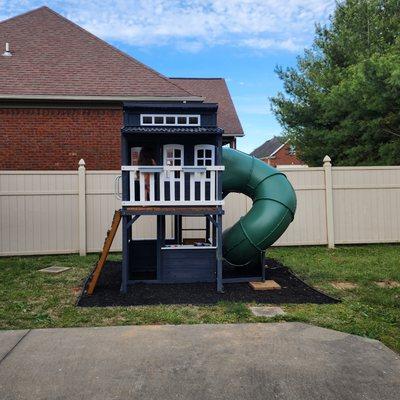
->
xmin=86 ymin=101 xmax=297 ymax=294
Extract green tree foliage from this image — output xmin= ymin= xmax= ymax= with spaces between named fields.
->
xmin=271 ymin=0 xmax=400 ymax=166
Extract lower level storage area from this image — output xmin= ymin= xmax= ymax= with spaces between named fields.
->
xmin=161 ymin=247 xmax=216 ymax=283
xmin=128 ymin=239 xmax=216 ymax=283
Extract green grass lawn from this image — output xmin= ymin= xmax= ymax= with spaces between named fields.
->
xmin=0 ymin=245 xmax=399 ymax=352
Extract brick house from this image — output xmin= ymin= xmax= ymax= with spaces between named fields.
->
xmin=0 ymin=6 xmax=243 ymax=170
xmin=250 ymin=136 xmax=306 ymax=167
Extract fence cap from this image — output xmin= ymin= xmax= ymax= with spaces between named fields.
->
xmin=78 ymin=159 xmax=86 ymax=167
xmin=323 ymin=155 xmax=331 ymax=164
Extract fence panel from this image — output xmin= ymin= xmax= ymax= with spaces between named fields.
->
xmin=274 ymin=167 xmax=327 ymax=246
xmin=1 ymin=161 xmax=400 ymax=256
xmin=0 ymin=171 xmax=79 ymax=255
xmin=332 ymin=167 xmax=400 ymax=244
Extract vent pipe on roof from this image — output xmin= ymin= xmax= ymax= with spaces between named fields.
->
xmin=2 ymin=43 xmax=12 ymax=57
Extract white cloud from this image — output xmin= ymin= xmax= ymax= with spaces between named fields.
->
xmin=1 ymin=0 xmax=335 ymax=53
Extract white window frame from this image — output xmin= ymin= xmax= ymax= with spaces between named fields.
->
xmin=140 ymin=114 xmax=201 ymax=126
xmin=194 ymin=144 xmax=215 ymax=168
xmin=194 ymin=145 xmax=215 ymax=202
xmin=163 ymin=144 xmax=184 ymax=167
xmin=288 ymin=144 xmax=296 ymax=156
xmin=162 ymin=144 xmax=185 ymax=202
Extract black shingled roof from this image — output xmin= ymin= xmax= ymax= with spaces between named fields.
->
xmin=122 ymin=126 xmax=224 ymax=135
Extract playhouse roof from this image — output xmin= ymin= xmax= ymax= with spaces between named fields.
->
xmin=170 ymin=78 xmax=244 ymax=137
xmin=0 ymin=7 xmax=200 ymax=101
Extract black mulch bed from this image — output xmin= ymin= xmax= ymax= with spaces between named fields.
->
xmin=78 ymin=259 xmax=339 ymax=307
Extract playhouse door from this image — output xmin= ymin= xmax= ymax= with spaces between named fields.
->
xmin=162 ymin=144 xmax=184 ymax=202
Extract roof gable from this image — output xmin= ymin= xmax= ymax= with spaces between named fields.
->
xmin=251 ymin=136 xmax=285 ymax=158
xmin=170 ymin=78 xmax=244 ymax=136
xmin=0 ymin=7 xmax=197 ymax=99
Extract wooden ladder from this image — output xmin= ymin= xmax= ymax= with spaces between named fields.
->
xmin=86 ymin=210 xmax=121 ymax=295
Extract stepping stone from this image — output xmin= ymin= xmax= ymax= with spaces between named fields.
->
xmin=330 ymin=281 xmax=358 ymax=290
xmin=249 ymin=280 xmax=281 ymax=291
xmin=249 ymin=306 xmax=286 ymax=318
xmin=38 ymin=266 xmax=71 ymax=274
xmin=375 ymin=280 xmax=400 ymax=288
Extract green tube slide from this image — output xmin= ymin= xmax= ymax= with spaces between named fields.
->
xmin=221 ymin=147 xmax=297 ymax=266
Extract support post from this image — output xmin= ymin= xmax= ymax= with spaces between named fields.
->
xmin=206 ymin=216 xmax=211 ymax=243
xmin=216 ymin=213 xmax=224 ymax=293
xmin=176 ymin=215 xmax=182 ymax=244
xmin=121 ymin=214 xmax=129 ymax=293
xmin=261 ymin=251 xmax=266 ymax=281
xmin=323 ymin=155 xmax=335 ymax=248
xmin=78 ymin=159 xmax=86 ymax=256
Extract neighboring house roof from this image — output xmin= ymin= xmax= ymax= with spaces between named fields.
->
xmin=0 ymin=7 xmax=199 ymax=101
xmin=170 ymin=78 xmax=244 ymax=136
xmin=251 ymin=136 xmax=287 ymax=158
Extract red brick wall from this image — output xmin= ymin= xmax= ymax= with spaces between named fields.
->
xmin=261 ymin=144 xmax=304 ymax=167
xmin=0 ymin=108 xmax=122 ymax=170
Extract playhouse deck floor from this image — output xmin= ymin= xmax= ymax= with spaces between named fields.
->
xmin=78 ymin=260 xmax=337 ymax=307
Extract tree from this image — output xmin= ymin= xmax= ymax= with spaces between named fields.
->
xmin=271 ymin=0 xmax=400 ymax=166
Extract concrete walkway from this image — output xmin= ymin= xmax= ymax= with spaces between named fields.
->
xmin=0 ymin=323 xmax=399 ymax=400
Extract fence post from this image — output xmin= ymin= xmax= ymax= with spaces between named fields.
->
xmin=78 ymin=159 xmax=87 ymax=256
xmin=323 ymin=155 xmax=335 ymax=248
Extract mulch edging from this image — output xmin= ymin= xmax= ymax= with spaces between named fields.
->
xmin=77 ymin=259 xmax=339 ymax=307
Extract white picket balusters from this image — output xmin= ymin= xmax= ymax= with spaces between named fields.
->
xmin=121 ymin=165 xmax=224 ymax=206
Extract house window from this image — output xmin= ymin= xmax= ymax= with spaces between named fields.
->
xmin=288 ymin=144 xmax=296 ymax=156
xmin=140 ymin=114 xmax=200 ymax=126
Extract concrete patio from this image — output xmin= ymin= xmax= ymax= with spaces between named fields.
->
xmin=0 ymin=323 xmax=399 ymax=400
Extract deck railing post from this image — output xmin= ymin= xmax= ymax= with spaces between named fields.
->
xmin=323 ymin=155 xmax=335 ymax=248
xmin=78 ymin=158 xmax=87 ymax=256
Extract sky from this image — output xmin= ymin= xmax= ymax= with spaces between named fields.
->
xmin=0 ymin=0 xmax=335 ymax=153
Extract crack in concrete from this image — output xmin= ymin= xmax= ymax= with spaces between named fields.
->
xmin=0 ymin=330 xmax=31 ymax=365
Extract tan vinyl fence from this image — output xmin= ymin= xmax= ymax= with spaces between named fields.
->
xmin=1 ymin=157 xmax=399 ymax=256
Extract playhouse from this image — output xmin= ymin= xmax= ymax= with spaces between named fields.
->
xmin=119 ymin=101 xmax=225 ymax=292
xmin=86 ymin=101 xmax=297 ymax=295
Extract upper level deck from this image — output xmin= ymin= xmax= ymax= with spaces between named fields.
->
xmin=121 ymin=164 xmax=224 ymax=207
xmin=120 ymin=101 xmax=224 ymax=208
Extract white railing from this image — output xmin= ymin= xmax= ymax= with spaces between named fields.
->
xmin=121 ymin=165 xmax=225 ymax=206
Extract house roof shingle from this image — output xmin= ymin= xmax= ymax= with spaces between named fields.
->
xmin=0 ymin=7 xmax=198 ymax=100
xmin=170 ymin=78 xmax=244 ymax=136
xmin=250 ymin=136 xmax=285 ymax=158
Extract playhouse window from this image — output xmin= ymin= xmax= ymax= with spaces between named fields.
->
xmin=142 ymin=116 xmax=152 ymax=124
xmin=195 ymin=145 xmax=215 ymax=179
xmin=141 ymin=114 xmax=200 ymax=126
xmin=195 ymin=145 xmax=214 ymax=166
xmin=164 ymin=144 xmax=184 ymax=180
